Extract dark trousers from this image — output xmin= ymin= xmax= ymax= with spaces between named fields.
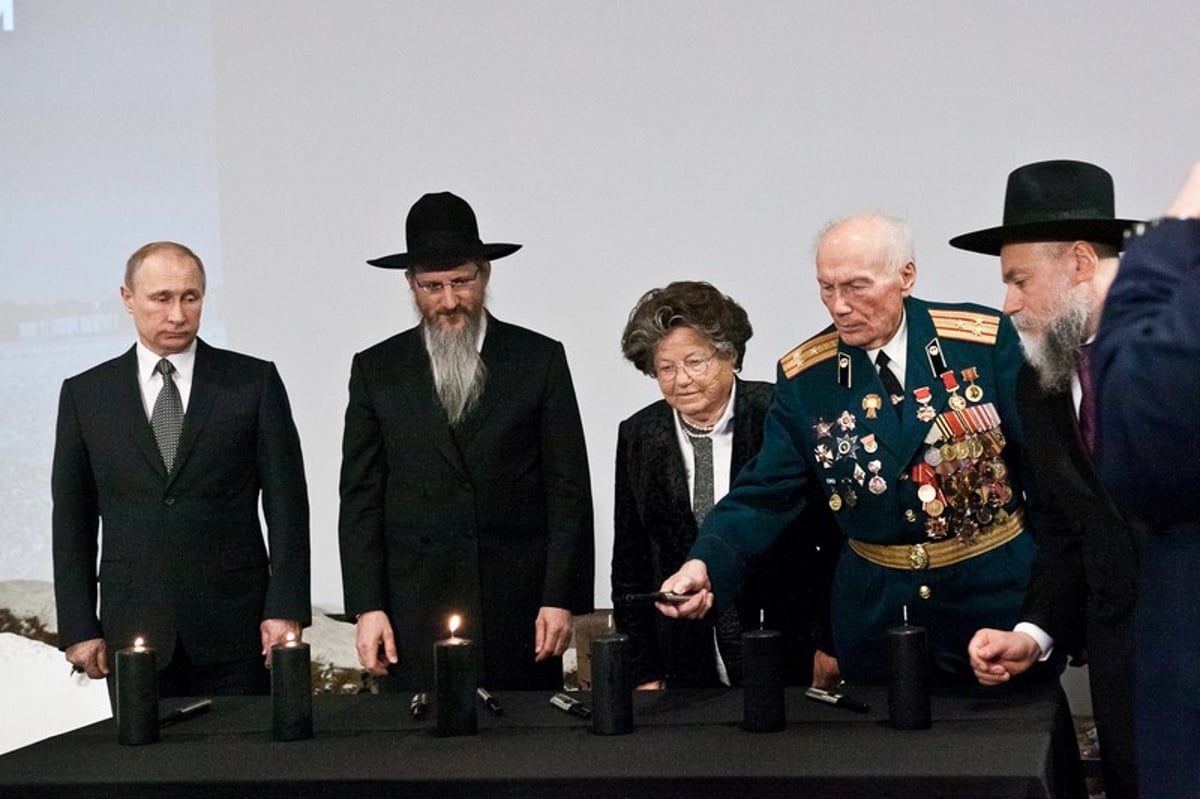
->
xmin=107 ymin=634 xmax=269 ymax=706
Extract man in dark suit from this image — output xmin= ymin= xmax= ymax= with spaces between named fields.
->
xmin=660 ymin=213 xmax=1035 ymax=684
xmin=53 ymin=241 xmax=311 ymax=697
xmin=954 ymin=160 xmax=1142 ymax=799
xmin=1094 ymin=162 xmax=1200 ymax=799
xmin=339 ymin=192 xmax=594 ymax=691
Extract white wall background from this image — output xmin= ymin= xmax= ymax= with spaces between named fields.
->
xmin=3 ymin=1 xmax=1198 ymax=612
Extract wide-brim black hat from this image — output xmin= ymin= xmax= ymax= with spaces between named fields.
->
xmin=949 ymin=160 xmax=1141 ymax=255
xmin=367 ymin=191 xmax=521 ymax=269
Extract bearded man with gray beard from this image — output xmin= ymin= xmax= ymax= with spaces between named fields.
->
xmin=338 ymin=191 xmax=594 ymax=691
xmin=952 ymin=161 xmax=1143 ymax=799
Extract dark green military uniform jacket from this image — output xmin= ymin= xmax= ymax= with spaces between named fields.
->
xmin=691 ymin=296 xmax=1033 ymax=682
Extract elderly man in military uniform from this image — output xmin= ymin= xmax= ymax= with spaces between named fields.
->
xmin=659 ymin=212 xmax=1034 ymax=683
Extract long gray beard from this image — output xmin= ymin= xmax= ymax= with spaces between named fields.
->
xmin=1015 ymin=295 xmax=1090 ymax=394
xmin=423 ymin=318 xmax=487 ymax=426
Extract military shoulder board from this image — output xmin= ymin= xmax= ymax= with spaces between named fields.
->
xmin=780 ymin=331 xmax=839 ymax=379
xmin=928 ymin=309 xmax=1000 ymax=345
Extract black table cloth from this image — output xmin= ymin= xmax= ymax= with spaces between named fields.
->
xmin=0 ymin=683 xmax=1076 ymax=798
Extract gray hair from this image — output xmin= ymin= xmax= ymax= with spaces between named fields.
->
xmin=814 ymin=213 xmax=915 ymax=275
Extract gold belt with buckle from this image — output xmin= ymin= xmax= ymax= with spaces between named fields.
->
xmin=847 ymin=507 xmax=1025 ymax=570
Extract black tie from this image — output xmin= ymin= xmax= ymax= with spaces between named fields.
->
xmin=876 ymin=351 xmax=904 ymax=412
xmin=151 ymin=358 xmax=184 ymax=471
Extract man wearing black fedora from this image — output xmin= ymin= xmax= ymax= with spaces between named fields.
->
xmin=956 ymin=160 xmax=1142 ymax=799
xmin=338 ymin=191 xmax=595 ymax=690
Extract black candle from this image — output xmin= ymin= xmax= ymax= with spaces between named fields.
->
xmin=434 ymin=614 xmax=477 ymax=737
xmin=116 ymin=637 xmax=159 ymax=746
xmin=271 ymin=633 xmax=313 ymax=741
xmin=742 ymin=627 xmax=785 ymax=733
xmin=886 ymin=616 xmax=931 ymax=730
xmin=590 ymin=628 xmax=633 ymax=735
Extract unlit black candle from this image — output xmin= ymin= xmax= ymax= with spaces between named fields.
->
xmin=886 ymin=621 xmax=931 ymax=730
xmin=742 ymin=627 xmax=785 ymax=732
xmin=591 ymin=630 xmax=633 ymax=735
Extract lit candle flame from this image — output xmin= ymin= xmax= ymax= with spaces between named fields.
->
xmin=133 ymin=636 xmax=146 ymax=651
xmin=448 ymin=614 xmax=461 ymax=637
xmin=285 ymin=631 xmax=297 ymax=647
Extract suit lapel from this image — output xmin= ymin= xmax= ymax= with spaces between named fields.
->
xmin=168 ymin=339 xmax=217 ymax=487
xmin=896 ymin=300 xmax=953 ymax=459
xmin=396 ymin=330 xmax=470 ymax=479
xmin=647 ymin=401 xmax=692 ymax=519
xmin=118 ymin=346 xmax=171 ymax=479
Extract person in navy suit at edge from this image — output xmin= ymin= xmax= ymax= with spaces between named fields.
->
xmin=1092 ymin=161 xmax=1200 ymax=799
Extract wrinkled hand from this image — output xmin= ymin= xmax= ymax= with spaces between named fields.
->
xmin=261 ymin=618 xmax=303 ymax=667
xmin=811 ymin=649 xmax=841 ymax=690
xmin=656 ymin=559 xmax=715 ymax=619
xmin=967 ymin=628 xmax=1040 ymax=686
xmin=355 ymin=610 xmax=398 ymax=677
xmin=65 ymin=637 xmax=109 ymax=679
xmin=535 ymin=606 xmax=573 ymax=662
xmin=1166 ymin=161 xmax=1200 ymax=219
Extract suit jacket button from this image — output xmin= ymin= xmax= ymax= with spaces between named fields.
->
xmin=164 ymin=497 xmax=175 ymax=506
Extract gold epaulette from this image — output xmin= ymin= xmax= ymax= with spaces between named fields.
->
xmin=928 ymin=309 xmax=1000 ymax=345
xmin=780 ymin=331 xmax=839 ymax=379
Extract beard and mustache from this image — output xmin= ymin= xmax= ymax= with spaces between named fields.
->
xmin=1011 ymin=285 xmax=1092 ymax=394
xmin=419 ymin=301 xmax=488 ymax=426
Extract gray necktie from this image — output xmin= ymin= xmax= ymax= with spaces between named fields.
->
xmin=151 ymin=358 xmax=184 ymax=471
xmin=690 ymin=434 xmax=714 ymax=524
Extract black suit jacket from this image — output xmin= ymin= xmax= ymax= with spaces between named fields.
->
xmin=52 ymin=339 xmax=311 ymax=667
xmin=612 ymin=379 xmax=838 ymax=687
xmin=338 ymin=315 xmax=595 ymax=690
xmin=1016 ymin=363 xmax=1139 ymax=798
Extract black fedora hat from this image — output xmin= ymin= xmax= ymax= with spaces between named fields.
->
xmin=949 ymin=160 xmax=1141 ymax=255
xmin=367 ymin=191 xmax=521 ymax=269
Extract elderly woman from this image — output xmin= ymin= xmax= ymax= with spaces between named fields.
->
xmin=613 ymin=281 xmax=838 ymax=689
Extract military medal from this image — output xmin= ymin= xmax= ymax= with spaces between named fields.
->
xmin=852 ymin=463 xmax=866 ymax=485
xmin=836 ymin=434 xmax=860 ymax=460
xmin=814 ymin=444 xmax=834 ymax=468
xmin=812 ymin=418 xmax=834 ymax=440
xmin=862 ymin=394 xmax=882 ymax=419
xmin=866 ymin=460 xmax=886 ymax=495
xmin=837 ymin=410 xmax=857 ymax=431
xmin=913 ymin=386 xmax=936 ymax=422
xmin=861 ymin=433 xmax=878 ymax=454
xmin=826 ymin=479 xmax=843 ymax=511
xmin=941 ymin=371 xmax=966 ymax=411
xmin=961 ymin=366 xmax=984 ymax=403
xmin=917 ymin=484 xmax=937 ymax=503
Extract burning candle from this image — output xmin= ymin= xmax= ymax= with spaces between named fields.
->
xmin=590 ymin=618 xmax=632 ymax=735
xmin=434 ymin=614 xmax=477 ymax=737
xmin=742 ymin=616 xmax=785 ymax=733
xmin=886 ymin=606 xmax=931 ymax=730
xmin=116 ymin=636 xmax=159 ymax=745
xmin=271 ymin=631 xmax=313 ymax=741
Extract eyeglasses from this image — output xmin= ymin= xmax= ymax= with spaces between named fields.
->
xmin=413 ymin=269 xmax=481 ymax=296
xmin=654 ymin=351 xmax=718 ymax=383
